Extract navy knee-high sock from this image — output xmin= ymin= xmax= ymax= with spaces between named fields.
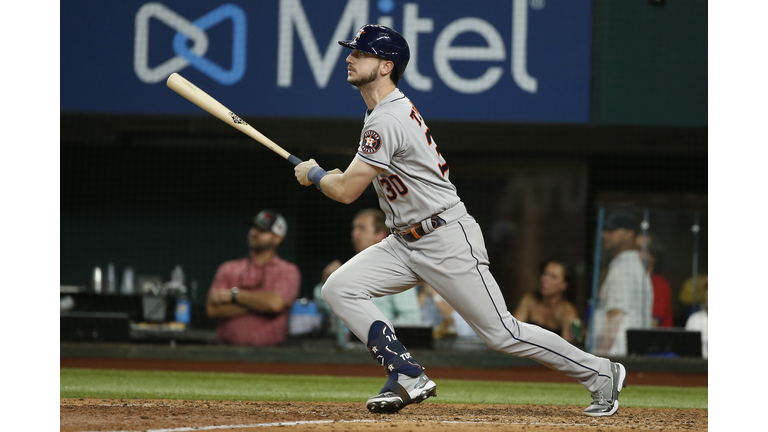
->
xmin=367 ymin=321 xmax=423 ymax=378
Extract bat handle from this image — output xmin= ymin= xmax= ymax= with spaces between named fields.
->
xmin=287 ymin=155 xmax=303 ymax=166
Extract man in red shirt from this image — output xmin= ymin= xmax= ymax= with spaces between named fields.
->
xmin=206 ymin=210 xmax=301 ymax=346
xmin=637 ymin=235 xmax=673 ymax=328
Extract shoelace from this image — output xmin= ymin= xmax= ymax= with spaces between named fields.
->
xmin=591 ymin=388 xmax=607 ymax=405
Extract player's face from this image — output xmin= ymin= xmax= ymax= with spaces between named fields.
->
xmin=351 ymin=214 xmax=386 ymax=253
xmin=346 ymin=50 xmax=384 ymax=87
xmin=539 ymin=262 xmax=567 ymax=297
xmin=248 ymin=226 xmax=280 ymax=253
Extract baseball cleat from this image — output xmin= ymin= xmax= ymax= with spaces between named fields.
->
xmin=583 ymin=362 xmax=627 ymax=417
xmin=366 ymin=371 xmax=437 ymax=414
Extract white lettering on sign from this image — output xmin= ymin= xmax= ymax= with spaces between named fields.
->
xmin=512 ymin=0 xmax=537 ymax=93
xmin=434 ymin=17 xmax=506 ymax=94
xmin=402 ymin=3 xmax=434 ymax=91
xmin=277 ymin=0 xmax=368 ymax=88
xmin=276 ymin=0 xmax=539 ymax=94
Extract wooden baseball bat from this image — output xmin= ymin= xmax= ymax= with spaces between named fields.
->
xmin=166 ymin=73 xmax=303 ymax=166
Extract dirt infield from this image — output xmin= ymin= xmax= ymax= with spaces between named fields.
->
xmin=60 ymin=399 xmax=708 ymax=431
xmin=60 ymin=357 xmax=707 ymax=431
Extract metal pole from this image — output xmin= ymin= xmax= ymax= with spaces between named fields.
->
xmin=641 ymin=208 xmax=652 ymax=328
xmin=586 ymin=206 xmax=605 ymax=353
xmin=690 ymin=212 xmax=701 ymax=312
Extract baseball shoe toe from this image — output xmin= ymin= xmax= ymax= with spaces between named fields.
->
xmin=583 ymin=362 xmax=627 ymax=417
xmin=366 ymin=371 xmax=437 ymax=414
xmin=366 ymin=391 xmax=404 ymax=413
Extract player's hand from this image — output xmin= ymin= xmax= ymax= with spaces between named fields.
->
xmin=294 ymin=159 xmax=319 ymax=186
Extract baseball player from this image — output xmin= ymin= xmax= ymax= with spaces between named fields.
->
xmin=294 ymin=24 xmax=626 ymax=416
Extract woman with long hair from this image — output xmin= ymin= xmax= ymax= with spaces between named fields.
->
xmin=513 ymin=260 xmax=582 ymax=344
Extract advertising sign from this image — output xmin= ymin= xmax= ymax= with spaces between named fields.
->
xmin=60 ymin=0 xmax=592 ymax=122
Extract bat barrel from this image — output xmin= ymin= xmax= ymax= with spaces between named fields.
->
xmin=167 ymin=73 xmax=302 ymax=166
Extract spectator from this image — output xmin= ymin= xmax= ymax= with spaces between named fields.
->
xmin=636 ymin=234 xmax=674 ymax=328
xmin=684 ymin=280 xmax=708 ymax=358
xmin=680 ymin=274 xmax=708 ymax=309
xmin=206 ymin=210 xmax=301 ymax=346
xmin=418 ymin=283 xmax=477 ymax=339
xmin=314 ymin=209 xmax=422 ymax=344
xmin=418 ymin=283 xmax=454 ymax=337
xmin=514 ymin=260 xmax=582 ymax=344
xmin=592 ymin=212 xmax=653 ymax=356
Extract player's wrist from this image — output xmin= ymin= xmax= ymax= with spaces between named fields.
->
xmin=307 ymin=166 xmax=328 ymax=192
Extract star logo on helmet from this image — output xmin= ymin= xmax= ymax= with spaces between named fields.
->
xmin=354 ymin=29 xmax=366 ymax=41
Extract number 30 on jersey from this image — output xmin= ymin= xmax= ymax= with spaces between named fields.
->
xmin=380 ymin=104 xmax=450 ymax=202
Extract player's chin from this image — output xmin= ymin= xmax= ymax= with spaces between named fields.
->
xmin=347 ymin=77 xmax=364 ymax=88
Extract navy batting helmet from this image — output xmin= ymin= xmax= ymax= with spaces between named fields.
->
xmin=338 ymin=24 xmax=410 ymax=81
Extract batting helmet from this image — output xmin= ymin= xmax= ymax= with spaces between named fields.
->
xmin=338 ymin=24 xmax=410 ymax=81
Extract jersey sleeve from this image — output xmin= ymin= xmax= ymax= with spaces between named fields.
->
xmin=355 ymin=113 xmax=406 ymax=170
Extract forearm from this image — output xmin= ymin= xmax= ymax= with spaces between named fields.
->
xmin=207 ymin=288 xmax=288 ymax=318
xmin=297 ymin=158 xmax=380 ymax=204
xmin=597 ymin=310 xmax=624 ymax=352
xmin=512 ymin=305 xmax=528 ymax=322
xmin=562 ymin=326 xmax=574 ymax=343
xmin=435 ymin=300 xmax=453 ymax=320
xmin=560 ymin=309 xmax=579 ymax=343
xmin=317 ymin=173 xmax=361 ymax=204
xmin=207 ymin=302 xmax=248 ymax=319
xmin=236 ymin=291 xmax=288 ymax=314
xmin=512 ymin=295 xmax=531 ymax=322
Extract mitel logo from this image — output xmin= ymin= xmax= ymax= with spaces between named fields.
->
xmin=278 ymin=0 xmax=540 ymax=94
xmin=134 ymin=2 xmax=247 ymax=85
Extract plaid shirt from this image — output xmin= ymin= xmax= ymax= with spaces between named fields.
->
xmin=208 ymin=252 xmax=300 ymax=346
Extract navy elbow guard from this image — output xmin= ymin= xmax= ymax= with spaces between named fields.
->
xmin=307 ymin=166 xmax=328 ymax=192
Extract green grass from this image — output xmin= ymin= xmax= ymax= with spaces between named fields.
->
xmin=60 ymin=368 xmax=707 ymax=410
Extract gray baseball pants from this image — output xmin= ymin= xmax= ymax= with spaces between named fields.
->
xmin=322 ymin=212 xmax=612 ymax=393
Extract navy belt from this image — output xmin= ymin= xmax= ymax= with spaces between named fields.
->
xmin=398 ymin=216 xmax=446 ymax=242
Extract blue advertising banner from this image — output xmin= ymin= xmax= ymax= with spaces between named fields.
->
xmin=60 ymin=0 xmax=592 ymax=122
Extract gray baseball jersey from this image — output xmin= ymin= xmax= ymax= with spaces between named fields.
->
xmin=354 ymin=89 xmax=459 ymax=230
xmin=323 ymin=89 xmax=613 ymax=393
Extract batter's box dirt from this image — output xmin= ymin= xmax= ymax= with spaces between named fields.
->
xmin=60 ymin=398 xmax=707 ymax=431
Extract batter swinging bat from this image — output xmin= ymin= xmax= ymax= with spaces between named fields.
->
xmin=166 ymin=73 xmax=303 ymax=166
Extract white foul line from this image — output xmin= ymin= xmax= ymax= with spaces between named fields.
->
xmin=81 ymin=419 xmax=379 ymax=432
xmin=148 ymin=420 xmax=377 ymax=431
xmin=82 ymin=418 xmax=596 ymax=432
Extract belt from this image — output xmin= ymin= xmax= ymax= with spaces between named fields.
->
xmin=398 ymin=216 xmax=446 ymax=242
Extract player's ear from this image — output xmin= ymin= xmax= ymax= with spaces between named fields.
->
xmin=381 ymin=60 xmax=394 ymax=77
